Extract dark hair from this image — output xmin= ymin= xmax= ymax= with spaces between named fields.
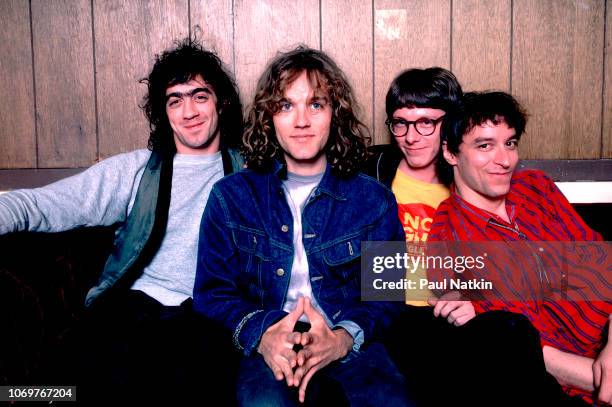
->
xmin=441 ymin=91 xmax=528 ymax=186
xmin=242 ymin=46 xmax=370 ymax=177
xmin=385 ymin=67 xmax=463 ymax=184
xmin=443 ymin=91 xmax=528 ymax=155
xmin=385 ymin=67 xmax=463 ymax=119
xmin=140 ymin=36 xmax=242 ymax=156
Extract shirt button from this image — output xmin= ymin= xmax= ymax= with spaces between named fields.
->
xmin=281 ymin=225 xmax=289 ymax=232
xmin=276 ymin=268 xmax=285 ymax=277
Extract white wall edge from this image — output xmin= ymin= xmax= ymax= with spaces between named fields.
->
xmin=555 ymin=182 xmax=612 ymax=204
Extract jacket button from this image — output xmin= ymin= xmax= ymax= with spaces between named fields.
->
xmin=276 ymin=268 xmax=285 ymax=277
xmin=281 ymin=225 xmax=289 ymax=232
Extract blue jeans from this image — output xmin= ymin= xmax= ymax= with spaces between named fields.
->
xmin=237 ymin=342 xmax=414 ymax=407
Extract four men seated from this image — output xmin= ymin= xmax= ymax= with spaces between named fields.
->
xmin=0 ymin=36 xmax=609 ymax=406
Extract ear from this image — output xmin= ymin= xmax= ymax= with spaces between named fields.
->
xmin=442 ymin=142 xmax=458 ymax=166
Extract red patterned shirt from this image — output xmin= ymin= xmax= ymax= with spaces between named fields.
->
xmin=430 ymin=169 xmax=611 ymax=402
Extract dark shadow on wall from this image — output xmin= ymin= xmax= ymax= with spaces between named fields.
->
xmin=574 ymin=204 xmax=611 ymax=241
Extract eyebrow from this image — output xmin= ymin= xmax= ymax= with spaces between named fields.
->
xmin=505 ymin=134 xmax=518 ymax=142
xmin=311 ymin=95 xmax=329 ymax=103
xmin=472 ymin=134 xmax=518 ymax=144
xmin=165 ymin=87 xmax=212 ymax=100
xmin=471 ymin=136 xmax=495 ymax=144
xmin=278 ymin=95 xmax=329 ymax=103
xmin=393 ymin=115 xmax=443 ymax=120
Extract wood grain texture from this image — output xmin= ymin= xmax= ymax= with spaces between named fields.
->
xmin=322 ymin=0 xmax=374 ymax=140
xmin=0 ymin=0 xmax=36 ymax=168
xmin=191 ymin=0 xmax=234 ymax=75
xmin=452 ymin=0 xmax=511 ymax=92
xmin=233 ymin=0 xmax=320 ymax=107
xmin=603 ymin=0 xmax=612 ymax=158
xmin=32 ymin=0 xmax=96 ymax=167
xmin=512 ymin=0 xmax=604 ymax=159
xmin=95 ymin=0 xmax=189 ymax=159
xmin=374 ymin=0 xmax=451 ymax=144
xmin=2 ymin=0 xmax=611 ymax=170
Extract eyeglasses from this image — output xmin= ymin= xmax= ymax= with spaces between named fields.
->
xmin=385 ymin=115 xmax=445 ymax=137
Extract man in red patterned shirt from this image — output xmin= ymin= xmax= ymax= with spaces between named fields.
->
xmin=430 ymin=91 xmax=611 ymax=405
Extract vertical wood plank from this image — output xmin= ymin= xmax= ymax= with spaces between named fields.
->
xmin=191 ymin=0 xmax=234 ymax=75
xmin=512 ymin=0 xmax=604 ymax=159
xmin=0 ymin=0 xmax=36 ymax=168
xmin=32 ymin=0 xmax=96 ymax=167
xmin=374 ymin=0 xmax=451 ymax=145
xmin=95 ymin=0 xmax=189 ymax=159
xmin=322 ymin=0 xmax=373 ymax=138
xmin=234 ymin=0 xmax=320 ymax=107
xmin=603 ymin=0 xmax=612 ymax=158
xmin=452 ymin=0 xmax=511 ymax=92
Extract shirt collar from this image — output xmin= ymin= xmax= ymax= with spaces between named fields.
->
xmin=272 ymin=160 xmax=346 ymax=201
xmin=449 ymin=183 xmax=521 ymax=232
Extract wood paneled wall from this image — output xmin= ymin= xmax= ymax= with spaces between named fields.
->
xmin=0 ymin=0 xmax=609 ymax=169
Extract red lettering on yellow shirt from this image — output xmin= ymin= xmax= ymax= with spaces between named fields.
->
xmin=398 ymin=203 xmax=436 ymax=242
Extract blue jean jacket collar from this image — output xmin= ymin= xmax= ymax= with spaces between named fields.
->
xmin=271 ymin=160 xmax=346 ymax=201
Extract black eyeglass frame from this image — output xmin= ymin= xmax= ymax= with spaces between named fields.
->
xmin=385 ymin=115 xmax=445 ymax=137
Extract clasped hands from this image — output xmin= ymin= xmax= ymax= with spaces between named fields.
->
xmin=257 ymin=297 xmax=354 ymax=403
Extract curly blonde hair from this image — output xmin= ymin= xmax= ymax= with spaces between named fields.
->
xmin=242 ymin=46 xmax=370 ymax=177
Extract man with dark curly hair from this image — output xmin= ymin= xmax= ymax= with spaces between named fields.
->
xmin=194 ymin=46 xmax=414 ymax=406
xmin=430 ymin=91 xmax=612 ymax=406
xmin=0 ymin=37 xmax=243 ymax=403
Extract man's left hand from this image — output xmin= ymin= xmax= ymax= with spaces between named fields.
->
xmin=428 ymin=290 xmax=476 ymax=326
xmin=293 ymin=297 xmax=353 ymax=403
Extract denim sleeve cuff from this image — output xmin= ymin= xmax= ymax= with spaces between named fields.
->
xmin=235 ymin=309 xmax=288 ymax=356
xmin=334 ymin=320 xmax=364 ymax=352
xmin=233 ymin=310 xmax=264 ymax=351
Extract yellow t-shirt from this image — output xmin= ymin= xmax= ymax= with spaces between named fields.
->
xmin=391 ymin=168 xmax=449 ymax=306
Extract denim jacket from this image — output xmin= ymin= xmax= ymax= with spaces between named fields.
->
xmin=193 ymin=163 xmax=404 ymax=355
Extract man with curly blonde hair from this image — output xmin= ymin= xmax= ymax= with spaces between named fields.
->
xmin=194 ymin=46 xmax=414 ymax=406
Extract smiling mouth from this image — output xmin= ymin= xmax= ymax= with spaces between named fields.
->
xmin=185 ymin=122 xmax=205 ymax=129
xmin=291 ymin=134 xmax=315 ymax=141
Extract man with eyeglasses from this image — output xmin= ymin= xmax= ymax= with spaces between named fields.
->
xmin=364 ymin=68 xmax=477 ymax=404
xmin=366 ymin=68 xmax=474 ymax=308
xmin=367 ymin=68 xmax=458 ymax=244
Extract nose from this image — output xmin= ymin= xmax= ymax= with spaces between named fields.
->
xmin=494 ymin=146 xmax=511 ymax=168
xmin=404 ymin=124 xmax=421 ymax=144
xmin=295 ymin=106 xmax=310 ymax=128
xmin=183 ymin=97 xmax=199 ymax=119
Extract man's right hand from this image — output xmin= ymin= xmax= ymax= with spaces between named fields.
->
xmin=257 ymin=297 xmax=305 ymax=386
xmin=593 ymin=318 xmax=612 ymax=405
